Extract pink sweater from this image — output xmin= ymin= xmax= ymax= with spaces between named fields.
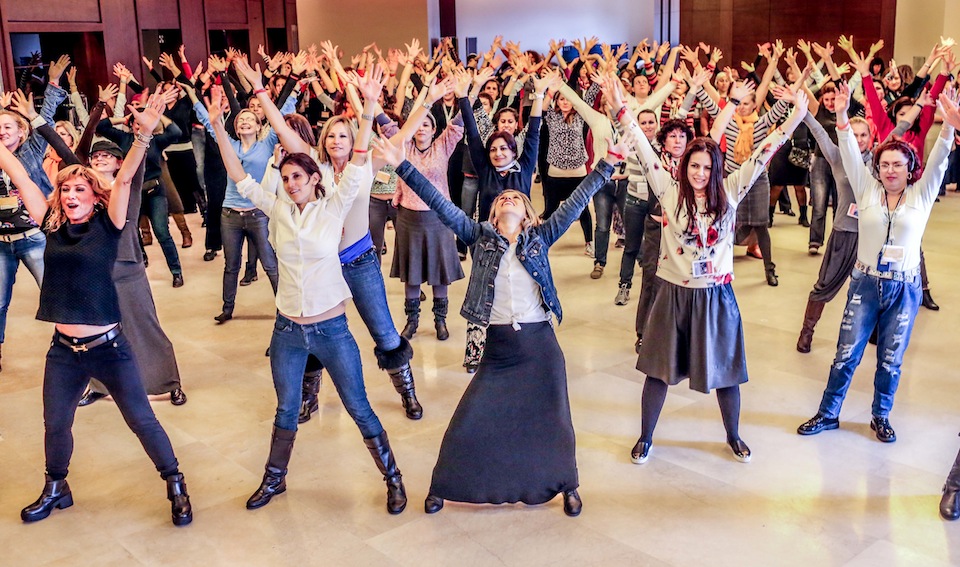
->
xmin=395 ymin=121 xmax=464 ymax=211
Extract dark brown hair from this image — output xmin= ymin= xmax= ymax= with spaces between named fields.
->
xmin=676 ymin=137 xmax=728 ymax=231
xmin=278 ymin=152 xmax=326 ymax=198
xmin=284 ymin=114 xmax=316 ymax=146
xmin=485 ymin=131 xmax=518 ymax=162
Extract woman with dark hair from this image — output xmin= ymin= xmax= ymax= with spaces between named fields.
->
xmin=630 ymin=76 xmax=808 ymax=464
xmin=797 ymin=85 xmax=959 ymax=443
xmin=2 ymin=95 xmax=192 ymax=526
xmin=210 ymin=71 xmax=410 ymax=514
xmin=373 ymin=89 xmax=637 ymax=516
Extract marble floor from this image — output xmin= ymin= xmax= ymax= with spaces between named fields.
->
xmin=2 ymin=188 xmax=960 ymax=567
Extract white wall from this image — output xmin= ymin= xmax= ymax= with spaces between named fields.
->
xmin=296 ymin=0 xmax=433 ymax=60
xmin=894 ymin=0 xmax=956 ymax=69
xmin=454 ymin=0 xmax=656 ymax=57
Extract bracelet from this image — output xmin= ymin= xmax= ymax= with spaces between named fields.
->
xmin=422 ymin=101 xmax=433 ymax=110
xmin=836 ymin=121 xmax=850 ymax=131
xmin=353 ymin=148 xmax=368 ymax=154
xmin=534 ymin=93 xmax=545 ymax=100
xmin=616 ymin=106 xmax=628 ymax=121
xmin=607 ymin=150 xmax=625 ymax=161
xmin=132 ymin=140 xmax=150 ymax=149
xmin=706 ymin=64 xmax=716 ymax=72
xmin=729 ymin=97 xmax=742 ymax=106
xmin=135 ymin=132 xmax=154 ymax=144
xmin=360 ymin=113 xmax=375 ymax=121
xmin=253 ymin=88 xmax=268 ymax=95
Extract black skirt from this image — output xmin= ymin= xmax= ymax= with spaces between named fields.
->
xmin=429 ymin=322 xmax=579 ymax=505
xmin=636 ymin=280 xmax=748 ymax=393
xmin=768 ymin=141 xmax=810 ymax=186
xmin=390 ymin=206 xmax=464 ymax=286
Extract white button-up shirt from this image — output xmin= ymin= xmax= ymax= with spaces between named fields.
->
xmin=236 ymin=163 xmax=362 ymax=318
xmin=488 ymin=242 xmax=550 ymax=329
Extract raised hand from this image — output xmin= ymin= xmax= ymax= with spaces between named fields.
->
xmin=680 ymin=45 xmax=698 ymax=64
xmin=11 ymin=90 xmax=38 ymax=120
xmin=159 ymin=52 xmax=178 ymax=71
xmin=534 ymin=67 xmax=560 ymax=94
xmin=585 ymin=35 xmax=600 ymax=54
xmin=66 ymin=66 xmax=78 ymax=88
xmin=99 ymin=83 xmax=119 ymax=103
xmin=370 ymin=136 xmax=406 ymax=168
xmin=757 ymin=42 xmax=772 ymax=60
xmin=607 ymin=129 xmax=639 ymax=163
xmin=357 ymin=64 xmax=387 ymax=103
xmin=710 ymin=47 xmax=723 ymax=66
xmin=939 ymin=90 xmax=960 ymax=130
xmin=178 ymin=44 xmax=187 ymax=61
xmin=0 ymin=91 xmax=12 ymax=109
xmin=834 ymin=82 xmax=851 ymax=117
xmin=234 ymin=57 xmax=264 ymax=89
xmin=797 ymin=39 xmax=812 ymax=57
xmin=207 ymin=55 xmax=227 ymax=73
xmin=131 ymin=92 xmax=165 ymax=134
xmin=729 ymin=79 xmax=756 ymax=102
xmin=48 ymin=54 xmax=70 ymax=83
xmin=473 ymin=66 xmax=495 ymax=87
xmin=772 ymin=39 xmax=785 ymax=59
xmin=598 ymin=74 xmax=625 ymax=112
xmin=453 ymin=67 xmax=472 ymax=98
xmin=689 ymin=66 xmax=712 ymax=89
xmin=320 ymin=40 xmax=339 ymax=65
xmin=204 ymin=84 xmax=226 ymax=122
xmin=656 ymin=41 xmax=671 ymax=60
xmin=770 ymin=83 xmax=797 ymax=104
xmin=812 ymin=42 xmax=834 ymax=60
xmin=290 ymin=50 xmax=308 ymax=75
xmin=158 ymin=84 xmax=180 ymax=106
xmin=142 ymin=56 xmax=154 ymax=71
xmin=258 ymin=44 xmax=270 ymax=62
xmin=868 ymin=39 xmax=885 ymax=57
xmin=741 ymin=61 xmax=755 ymax=73
xmin=837 ymin=35 xmax=854 ymax=54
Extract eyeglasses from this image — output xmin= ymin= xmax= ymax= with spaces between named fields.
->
xmin=878 ymin=162 xmax=908 ymax=171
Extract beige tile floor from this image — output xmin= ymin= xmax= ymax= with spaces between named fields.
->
xmin=2 ymin=188 xmax=960 ymax=566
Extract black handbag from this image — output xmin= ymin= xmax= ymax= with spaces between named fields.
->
xmin=787 ymin=141 xmax=812 ymax=169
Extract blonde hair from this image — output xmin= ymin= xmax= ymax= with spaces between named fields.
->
xmin=0 ymin=110 xmax=30 ymax=147
xmin=488 ymin=190 xmax=541 ymax=232
xmin=45 ymin=165 xmax=112 ymax=232
xmin=316 ymin=116 xmax=357 ymax=164
xmin=55 ymin=120 xmax=80 ymax=150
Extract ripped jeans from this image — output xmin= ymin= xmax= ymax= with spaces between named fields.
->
xmin=818 ymin=268 xmax=921 ymax=419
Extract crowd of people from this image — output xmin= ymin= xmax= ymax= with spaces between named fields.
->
xmin=2 ymin=29 xmax=960 ymax=525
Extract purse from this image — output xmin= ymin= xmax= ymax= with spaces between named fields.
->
xmin=787 ymin=142 xmax=812 ymax=169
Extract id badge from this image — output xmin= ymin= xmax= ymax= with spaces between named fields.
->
xmin=0 ymin=195 xmax=20 ymax=211
xmin=374 ymin=170 xmax=392 ymax=184
xmin=879 ymin=245 xmax=905 ymax=270
xmin=692 ymin=259 xmax=715 ymax=278
xmin=847 ymin=203 xmax=858 ymax=219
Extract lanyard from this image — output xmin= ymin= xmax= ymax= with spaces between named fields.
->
xmin=878 ymin=189 xmax=905 ymax=265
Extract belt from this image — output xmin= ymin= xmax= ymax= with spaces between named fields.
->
xmin=223 ymin=208 xmax=259 ymax=217
xmin=143 ymin=178 xmax=161 ymax=191
xmin=0 ymin=227 xmax=42 ymax=243
xmin=55 ymin=324 xmax=122 ymax=352
xmin=854 ymin=260 xmax=921 ymax=282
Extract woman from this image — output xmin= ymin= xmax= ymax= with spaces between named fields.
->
xmin=42 ymin=120 xmax=79 ymax=184
xmin=210 ymin=69 xmax=408 ymax=514
xmin=374 ymin=102 xmax=636 ymax=517
xmin=631 ymin=76 xmax=807 ymax=464
xmin=3 ymin=94 xmax=191 ymax=526
xmin=796 ymin=86 xmax=960 ymax=443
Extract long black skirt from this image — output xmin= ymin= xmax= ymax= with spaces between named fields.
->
xmin=809 ymin=230 xmax=859 ymax=303
xmin=429 ymin=321 xmax=579 ymax=505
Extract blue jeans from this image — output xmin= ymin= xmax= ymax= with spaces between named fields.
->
xmin=220 ymin=208 xmax=279 ymax=313
xmin=618 ymin=195 xmax=649 ymax=286
xmin=0 ymin=230 xmax=45 ymax=343
xmin=592 ymin=179 xmax=618 ymax=266
xmin=461 ymin=176 xmax=480 ymax=220
xmin=142 ymin=185 xmax=182 ymax=276
xmin=269 ymin=313 xmax=384 ymax=436
xmin=343 ymin=247 xmax=402 ymax=352
xmin=818 ymin=268 xmax=922 ymax=419
xmin=809 ymin=157 xmax=837 ymax=247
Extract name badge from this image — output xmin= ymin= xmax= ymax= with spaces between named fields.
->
xmin=692 ymin=259 xmax=715 ymax=278
xmin=374 ymin=170 xmax=392 ymax=184
xmin=878 ymin=245 xmax=905 ymax=271
xmin=0 ymin=196 xmax=20 ymax=211
xmin=847 ymin=203 xmax=858 ymax=219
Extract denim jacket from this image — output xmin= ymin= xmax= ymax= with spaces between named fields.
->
xmin=16 ymin=83 xmax=67 ymax=197
xmin=395 ymin=159 xmax=614 ymax=326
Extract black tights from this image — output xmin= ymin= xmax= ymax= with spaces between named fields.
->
xmin=639 ymin=377 xmax=742 ymax=444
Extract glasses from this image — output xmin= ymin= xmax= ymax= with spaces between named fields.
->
xmin=878 ymin=162 xmax=908 ymax=171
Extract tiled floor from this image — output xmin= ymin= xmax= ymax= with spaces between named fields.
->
xmin=2 ymin=189 xmax=959 ymax=566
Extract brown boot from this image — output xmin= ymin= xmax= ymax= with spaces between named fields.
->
xmin=139 ymin=216 xmax=153 ymax=246
xmin=172 ymin=213 xmax=193 ymax=248
xmin=796 ymin=299 xmax=826 ymax=353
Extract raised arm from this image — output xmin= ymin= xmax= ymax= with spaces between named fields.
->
xmin=0 ymin=140 xmax=48 ymax=223
xmin=710 ymin=80 xmax=754 ymax=143
xmin=390 ymin=75 xmax=452 ymax=145
xmin=833 ymin=83 xmax=870 ymax=201
xmin=234 ymin=57 xmax=310 ymax=154
xmin=108 ymin=94 xmax=164 ymax=228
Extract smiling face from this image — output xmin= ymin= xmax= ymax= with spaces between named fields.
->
xmin=638 ymin=111 xmax=658 ymax=140
xmin=852 ymin=122 xmax=872 ymax=153
xmin=686 ymin=151 xmax=713 ymax=192
xmin=737 ymin=94 xmax=757 ymax=116
xmin=483 ymin=80 xmax=500 ymax=100
xmin=234 ymin=110 xmax=260 ymax=137
xmin=820 ymin=90 xmax=837 ymax=113
xmin=281 ymin=162 xmax=320 ymax=207
xmin=59 ymin=175 xmax=99 ymax=223
xmin=324 ymin=121 xmax=353 ymax=162
xmin=878 ymin=149 xmax=910 ymax=192
xmin=414 ymin=117 xmax=436 ymax=146
xmin=496 ymin=111 xmax=518 ymax=135
xmin=493 ymin=190 xmax=527 ymax=221
xmin=488 ymin=137 xmax=516 ymax=168
xmin=0 ymin=113 xmax=26 ymax=151
xmin=89 ymin=151 xmax=121 ymax=176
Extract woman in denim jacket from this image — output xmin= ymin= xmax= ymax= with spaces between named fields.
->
xmin=372 ymin=101 xmax=637 ymax=518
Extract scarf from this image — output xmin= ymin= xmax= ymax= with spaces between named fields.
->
xmin=733 ymin=112 xmax=759 ymax=165
xmin=496 ymin=160 xmax=522 ymax=174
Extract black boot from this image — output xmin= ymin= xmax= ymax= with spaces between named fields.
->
xmin=941 ymin=445 xmax=960 ymax=520
xmin=363 ymin=431 xmax=407 ymax=514
xmin=165 ymin=473 xmax=193 ymax=526
xmin=765 ymin=264 xmax=779 ymax=287
xmin=424 ymin=494 xmax=444 ymax=514
xmin=922 ymin=289 xmax=940 ymax=311
xmin=21 ymin=476 xmax=73 ymax=522
xmin=433 ymin=297 xmax=450 ymax=341
xmin=798 ymin=205 xmax=810 ymax=227
xmin=400 ymin=299 xmax=420 ymax=340
xmin=298 ymin=369 xmax=323 ymax=424
xmin=247 ymin=427 xmax=296 ymax=509
xmin=375 ymin=338 xmax=423 ymax=420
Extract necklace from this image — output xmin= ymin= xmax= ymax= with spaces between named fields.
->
xmin=333 ymin=170 xmax=343 ymax=185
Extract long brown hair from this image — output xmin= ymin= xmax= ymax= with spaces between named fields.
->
xmin=675 ymin=138 xmax=728 ymax=231
xmin=278 ymin=152 xmax=326 ymax=199
xmin=45 ymin=165 xmax=112 ymax=232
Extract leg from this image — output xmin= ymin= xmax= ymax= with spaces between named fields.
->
xmin=770 ymin=185 xmax=784 ymax=226
xmin=871 ymin=278 xmax=922 ymax=420
xmin=592 ymin=180 xmax=616 ymax=271
xmin=432 ymin=285 xmax=450 ymax=341
xmin=368 ymin=198 xmax=389 ymax=259
xmin=246 ymin=211 xmax=279 ymax=294
xmin=753 ymin=225 xmax=777 ymax=285
xmin=808 ymin=158 xmax=831 ymax=250
xmin=919 ymin=249 xmax=939 ymax=310
xmin=461 ymin=176 xmax=479 ymax=221
xmin=795 ymin=185 xmax=810 ymax=227
xmin=219 ymin=211 xmax=245 ymax=318
xmin=41 ymin=345 xmax=92 ymax=480
xmin=0 ymin=241 xmax=25 ymax=347
xmin=942 ymin=443 xmax=960 ymax=520
xmin=631 ymin=376 xmax=668 ymax=463
xmin=146 ymin=187 xmax=183 ymax=279
xmin=401 ymin=284 xmax=421 ymax=339
xmin=617 ymin=197 xmax=647 ymax=301
xmin=717 ymin=385 xmax=750 ymax=462
xmin=242 ymin=237 xmax=260 ymax=284
xmin=203 ymin=163 xmax=226 ymax=254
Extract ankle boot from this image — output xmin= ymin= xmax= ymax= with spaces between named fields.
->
xmin=165 ymin=473 xmax=193 ymax=526
xmin=942 ymin=448 xmax=960 ymax=520
xmin=298 ymin=369 xmax=323 ymax=424
xmin=433 ymin=297 xmax=450 ymax=341
xmin=139 ymin=216 xmax=153 ymax=245
xmin=172 ymin=213 xmax=193 ymax=248
xmin=247 ymin=426 xmax=297 ymax=509
xmin=768 ymin=206 xmax=775 ymax=227
xmin=796 ymin=299 xmax=826 ymax=353
xmin=765 ymin=264 xmax=779 ymax=287
xmin=922 ymin=289 xmax=940 ymax=311
xmin=363 ymin=431 xmax=407 ymax=514
xmin=375 ymin=337 xmax=422 ymax=420
xmin=21 ymin=476 xmax=73 ymax=522
xmin=798 ymin=205 xmax=810 ymax=227
xmin=400 ymin=299 xmax=420 ymax=340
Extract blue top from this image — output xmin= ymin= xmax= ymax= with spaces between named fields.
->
xmin=193 ymin=96 xmax=295 ymax=209
xmin=16 ymin=83 xmax=68 ymax=197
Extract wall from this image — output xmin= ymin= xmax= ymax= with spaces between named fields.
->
xmin=454 ymin=0 xmax=655 ymax=57
xmin=296 ymin=0 xmax=433 ymax=59
xmin=894 ymin=0 xmax=960 ymax=69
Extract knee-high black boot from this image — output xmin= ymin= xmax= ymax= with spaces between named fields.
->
xmin=433 ymin=297 xmax=450 ymax=341
xmin=298 ymin=368 xmax=323 ymax=424
xmin=247 ymin=427 xmax=296 ymax=509
xmin=401 ymin=298 xmax=420 ymax=340
xmin=375 ymin=337 xmax=422 ymax=420
xmin=363 ymin=431 xmax=407 ymax=514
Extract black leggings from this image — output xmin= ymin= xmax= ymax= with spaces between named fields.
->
xmin=639 ymin=377 xmax=742 ymax=444
xmin=43 ymin=332 xmax=179 ymax=480
xmin=542 ymin=174 xmax=592 ymax=243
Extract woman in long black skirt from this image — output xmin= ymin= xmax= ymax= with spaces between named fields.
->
xmin=373 ymin=113 xmax=636 ymax=517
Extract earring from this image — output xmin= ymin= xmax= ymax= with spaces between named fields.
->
xmin=907 ymin=172 xmax=912 ymax=180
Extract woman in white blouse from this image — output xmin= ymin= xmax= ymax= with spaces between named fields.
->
xmin=625 ymin=75 xmax=808 ymax=465
xmin=209 ymin=68 xmax=409 ymax=515
xmin=798 ymin=84 xmax=960 ymax=444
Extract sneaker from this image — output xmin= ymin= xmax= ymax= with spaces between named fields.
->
xmin=590 ymin=264 xmax=604 ymax=279
xmin=808 ymin=244 xmax=820 ymax=255
xmin=615 ymin=284 xmax=630 ymax=305
xmin=584 ymin=242 xmax=595 ymax=258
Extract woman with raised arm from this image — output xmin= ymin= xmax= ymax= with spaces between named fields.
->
xmin=797 ymin=86 xmax=960 ymax=444
xmin=373 ymin=98 xmax=636 ymax=517
xmin=210 ymin=69 xmax=409 ymax=514
xmin=242 ymin=55 xmax=424 ymax=421
xmin=629 ymin=73 xmax=807 ymax=464
xmin=5 ymin=95 xmax=192 ymax=527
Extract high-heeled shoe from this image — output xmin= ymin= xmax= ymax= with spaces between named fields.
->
xmin=21 ymin=476 xmax=73 ymax=522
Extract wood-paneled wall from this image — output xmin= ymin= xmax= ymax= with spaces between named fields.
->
xmin=0 ymin=0 xmax=296 ymax=95
xmin=680 ymin=0 xmax=897 ymax=77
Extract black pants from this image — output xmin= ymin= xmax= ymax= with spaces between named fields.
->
xmin=635 ymin=215 xmax=662 ymax=337
xmin=369 ymin=196 xmax=399 ymax=260
xmin=618 ymin=195 xmax=649 ymax=286
xmin=166 ymin=148 xmax=204 ymax=214
xmin=542 ymin=173 xmax=592 ymax=243
xmin=204 ymin=156 xmax=227 ymax=252
xmin=43 ymin=332 xmax=178 ymax=479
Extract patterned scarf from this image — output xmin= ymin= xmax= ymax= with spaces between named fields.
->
xmin=733 ymin=112 xmax=759 ymax=164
